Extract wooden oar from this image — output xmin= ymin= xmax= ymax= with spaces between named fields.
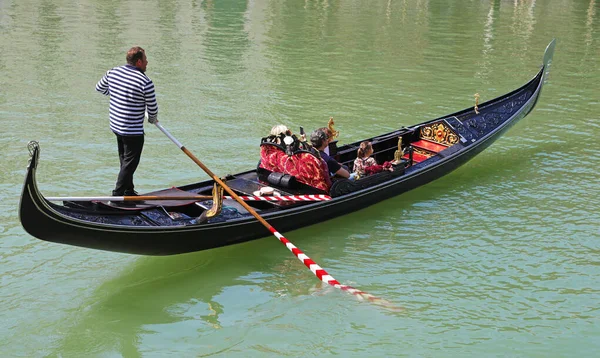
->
xmin=46 ymin=195 xmax=213 ymax=202
xmin=154 ymin=121 xmax=399 ymax=310
xmin=45 ymin=194 xmax=331 ymax=202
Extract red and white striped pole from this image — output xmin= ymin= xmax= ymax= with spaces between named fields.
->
xmin=235 ymin=194 xmax=331 ymax=201
xmin=269 ymin=226 xmax=397 ymax=308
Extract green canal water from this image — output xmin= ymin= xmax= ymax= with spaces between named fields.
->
xmin=1 ymin=0 xmax=599 ymax=356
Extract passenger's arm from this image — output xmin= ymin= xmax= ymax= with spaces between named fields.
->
xmin=334 ymin=167 xmax=350 ymax=178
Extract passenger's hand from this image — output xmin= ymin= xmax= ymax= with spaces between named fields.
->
xmin=349 ymin=172 xmax=357 ymax=181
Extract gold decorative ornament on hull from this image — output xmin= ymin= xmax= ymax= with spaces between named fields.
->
xmin=413 ymin=147 xmax=434 ymax=158
xmin=206 ymin=183 xmax=224 ymax=218
xmin=198 ymin=183 xmax=224 ymax=222
xmin=420 ymin=122 xmax=459 ymax=146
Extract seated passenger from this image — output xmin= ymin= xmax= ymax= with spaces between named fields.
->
xmin=317 ymin=127 xmax=334 ymax=155
xmin=267 ymin=124 xmax=291 ymax=144
xmin=353 ymin=141 xmax=377 ymax=177
xmin=258 ymin=125 xmax=288 ymax=168
xmin=353 ymin=141 xmax=393 ymax=178
xmin=264 ymin=124 xmax=314 ymax=154
xmin=270 ymin=124 xmax=288 ymax=136
xmin=310 ymin=129 xmax=355 ymax=180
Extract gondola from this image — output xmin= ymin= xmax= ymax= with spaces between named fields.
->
xmin=19 ymin=40 xmax=556 ymax=256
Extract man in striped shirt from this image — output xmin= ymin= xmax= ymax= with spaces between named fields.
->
xmin=96 ymin=46 xmax=159 ymax=197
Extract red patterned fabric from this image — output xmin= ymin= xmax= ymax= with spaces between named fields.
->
xmin=259 ymin=145 xmax=331 ymax=192
xmin=364 ymin=161 xmax=393 ymax=176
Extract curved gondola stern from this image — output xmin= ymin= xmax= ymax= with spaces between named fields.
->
xmin=19 ymin=142 xmax=41 ymax=233
xmin=19 ymin=141 xmax=51 ymax=241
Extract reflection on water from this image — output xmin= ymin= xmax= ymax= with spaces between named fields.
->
xmin=156 ymin=0 xmax=182 ymax=66
xmin=49 ymin=240 xmax=354 ymax=356
xmin=512 ymin=0 xmax=537 ymax=45
xmin=585 ymin=0 xmax=596 ymax=55
xmin=92 ymin=1 xmax=126 ymax=61
xmin=35 ymin=1 xmax=65 ymax=91
xmin=202 ymin=0 xmax=251 ymax=75
xmin=476 ymin=0 xmax=500 ymax=81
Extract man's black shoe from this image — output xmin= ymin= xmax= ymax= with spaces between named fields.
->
xmin=124 ymin=190 xmax=146 ymax=204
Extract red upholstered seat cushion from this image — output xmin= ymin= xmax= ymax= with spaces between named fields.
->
xmin=259 ymin=145 xmax=331 ymax=192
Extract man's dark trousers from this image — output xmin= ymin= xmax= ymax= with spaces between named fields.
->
xmin=113 ymin=134 xmax=144 ymax=196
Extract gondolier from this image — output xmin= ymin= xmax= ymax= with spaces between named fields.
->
xmin=95 ymin=46 xmax=159 ymax=197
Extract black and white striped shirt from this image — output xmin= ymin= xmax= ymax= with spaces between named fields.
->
xmin=96 ymin=64 xmax=158 ymax=136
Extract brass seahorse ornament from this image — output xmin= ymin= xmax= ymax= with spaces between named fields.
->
xmin=393 ymin=137 xmax=403 ymax=164
xmin=327 ymin=116 xmax=340 ymax=139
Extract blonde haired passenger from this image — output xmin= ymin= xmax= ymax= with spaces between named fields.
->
xmin=266 ymin=124 xmax=292 ymax=145
xmin=270 ymin=124 xmax=289 ymax=137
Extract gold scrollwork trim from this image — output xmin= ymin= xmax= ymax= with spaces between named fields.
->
xmin=413 ymin=147 xmax=434 ymax=158
xmin=420 ymin=122 xmax=459 ymax=146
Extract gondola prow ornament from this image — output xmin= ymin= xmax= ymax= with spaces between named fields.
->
xmin=197 ymin=183 xmax=224 ymax=223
